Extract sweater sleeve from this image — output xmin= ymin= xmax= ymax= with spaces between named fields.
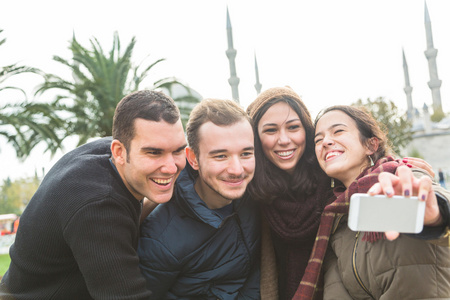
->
xmin=407 ymin=169 xmax=450 ymax=245
xmin=63 ymin=198 xmax=151 ymax=300
xmin=137 ymin=236 xmax=181 ymax=299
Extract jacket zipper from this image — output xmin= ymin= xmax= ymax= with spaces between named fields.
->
xmin=219 ymin=214 xmax=252 ymax=266
xmin=352 ymin=231 xmax=375 ymax=300
xmin=235 ymin=215 xmax=251 ymax=261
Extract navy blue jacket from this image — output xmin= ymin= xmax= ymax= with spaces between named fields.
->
xmin=138 ymin=163 xmax=261 ymax=299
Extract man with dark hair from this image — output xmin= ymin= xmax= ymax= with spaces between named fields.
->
xmin=138 ymin=98 xmax=261 ymax=299
xmin=0 ymin=90 xmax=187 ymax=299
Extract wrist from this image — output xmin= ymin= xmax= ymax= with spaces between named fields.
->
xmin=427 ymin=213 xmax=444 ymax=227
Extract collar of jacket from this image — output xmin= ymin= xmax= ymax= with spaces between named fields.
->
xmin=175 ymin=160 xmax=246 ymax=229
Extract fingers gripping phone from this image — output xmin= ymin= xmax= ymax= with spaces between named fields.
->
xmin=348 ymin=193 xmax=426 ymax=233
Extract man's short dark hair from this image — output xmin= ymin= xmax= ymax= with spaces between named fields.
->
xmin=112 ymin=90 xmax=180 ymax=152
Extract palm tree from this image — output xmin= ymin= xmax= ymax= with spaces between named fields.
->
xmin=0 ymin=29 xmax=62 ymax=159
xmin=35 ymin=31 xmax=200 ymax=146
xmin=0 ymin=102 xmax=64 ymax=159
xmin=157 ymin=78 xmax=202 ymax=129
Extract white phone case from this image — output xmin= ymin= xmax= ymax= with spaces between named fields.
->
xmin=348 ymin=193 xmax=425 ymax=233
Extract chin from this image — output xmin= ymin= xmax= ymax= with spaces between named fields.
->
xmin=223 ymin=191 xmax=245 ymax=201
xmin=151 ymin=191 xmax=175 ymax=204
xmin=324 ymin=168 xmax=339 ymax=179
xmin=152 ymin=197 xmax=172 ymax=204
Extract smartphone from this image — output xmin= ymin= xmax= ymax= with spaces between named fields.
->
xmin=348 ymin=193 xmax=425 ymax=233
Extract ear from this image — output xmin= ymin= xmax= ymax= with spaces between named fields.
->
xmin=186 ymin=147 xmax=199 ymax=170
xmin=111 ymin=139 xmax=127 ymax=165
xmin=366 ymin=137 xmax=379 ymax=155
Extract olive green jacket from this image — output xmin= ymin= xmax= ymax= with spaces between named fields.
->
xmin=323 ymin=171 xmax=450 ymax=300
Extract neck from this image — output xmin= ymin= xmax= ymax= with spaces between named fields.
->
xmin=341 ymin=162 xmax=372 ymax=189
xmin=194 ymin=179 xmax=233 ymax=209
xmin=111 ymin=159 xmax=143 ymax=202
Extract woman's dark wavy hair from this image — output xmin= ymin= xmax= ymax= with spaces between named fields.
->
xmin=314 ymin=105 xmax=391 ymax=163
xmin=247 ymin=96 xmax=322 ymax=204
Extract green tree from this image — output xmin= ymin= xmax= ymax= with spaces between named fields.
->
xmin=0 ymin=175 xmax=41 ymax=215
xmin=430 ymin=107 xmax=446 ymax=123
xmin=0 ymin=29 xmax=63 ymax=159
xmin=408 ymin=147 xmax=424 ymax=159
xmin=35 ymin=32 xmax=199 ymax=147
xmin=1 ymin=102 xmax=65 ymax=159
xmin=0 ymin=29 xmax=36 ymax=96
xmin=353 ymin=97 xmax=412 ymax=156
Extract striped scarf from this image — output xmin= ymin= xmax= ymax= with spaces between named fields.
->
xmin=292 ymin=156 xmax=399 ymax=300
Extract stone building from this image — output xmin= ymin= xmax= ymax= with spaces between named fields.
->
xmin=402 ymin=2 xmax=450 ymax=180
xmin=224 ymin=3 xmax=449 ymax=181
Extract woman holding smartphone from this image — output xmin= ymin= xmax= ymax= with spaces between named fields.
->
xmin=247 ymin=87 xmax=436 ymax=300
xmin=296 ymin=105 xmax=450 ymax=299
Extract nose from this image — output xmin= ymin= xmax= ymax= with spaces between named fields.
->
xmin=227 ymin=156 xmax=244 ymax=176
xmin=160 ymin=154 xmax=178 ymax=175
xmin=278 ymin=130 xmax=290 ymax=145
xmin=322 ymin=134 xmax=334 ymax=147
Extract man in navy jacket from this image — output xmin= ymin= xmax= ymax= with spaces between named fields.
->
xmin=138 ymin=98 xmax=261 ymax=299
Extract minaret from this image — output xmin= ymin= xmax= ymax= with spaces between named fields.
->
xmin=423 ymin=103 xmax=432 ymax=133
xmin=402 ymin=49 xmax=414 ymax=120
xmin=424 ymin=1 xmax=443 ymax=113
xmin=226 ymin=7 xmax=240 ymax=103
xmin=254 ymin=53 xmax=262 ymax=95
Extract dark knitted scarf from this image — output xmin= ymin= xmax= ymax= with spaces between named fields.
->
xmin=262 ymin=172 xmax=331 ymax=300
xmin=292 ymin=156 xmax=399 ymax=300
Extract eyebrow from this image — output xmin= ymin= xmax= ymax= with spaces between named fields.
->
xmin=208 ymin=146 xmax=255 ymax=155
xmin=262 ymin=118 xmax=301 ymax=128
xmin=314 ymin=123 xmax=347 ymax=138
xmin=141 ymin=144 xmax=187 ymax=152
xmin=176 ymin=144 xmax=188 ymax=152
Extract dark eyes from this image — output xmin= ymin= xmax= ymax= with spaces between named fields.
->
xmin=263 ymin=124 xmax=301 ymax=133
xmin=213 ymin=152 xmax=254 ymax=159
xmin=174 ymin=149 xmax=185 ymax=155
xmin=314 ymin=129 xmax=345 ymax=144
xmin=263 ymin=128 xmax=276 ymax=133
xmin=147 ymin=148 xmax=185 ymax=156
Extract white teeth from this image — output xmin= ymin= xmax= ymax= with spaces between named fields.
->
xmin=276 ymin=150 xmax=294 ymax=157
xmin=152 ymin=178 xmax=172 ymax=185
xmin=326 ymin=151 xmax=341 ymax=160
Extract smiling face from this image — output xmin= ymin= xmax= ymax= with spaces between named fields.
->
xmin=258 ymin=102 xmax=306 ymax=174
xmin=112 ymin=118 xmax=187 ymax=203
xmin=187 ymin=119 xmax=255 ymax=209
xmin=314 ymin=110 xmax=374 ymax=187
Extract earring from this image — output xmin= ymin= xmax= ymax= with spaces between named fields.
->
xmin=368 ymin=155 xmax=374 ymax=167
xmin=331 ymin=178 xmax=335 ymax=188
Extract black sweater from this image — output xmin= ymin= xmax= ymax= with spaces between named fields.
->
xmin=0 ymin=137 xmax=151 ymax=300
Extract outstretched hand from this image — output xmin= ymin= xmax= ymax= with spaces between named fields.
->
xmin=367 ymin=165 xmax=441 ymax=240
xmin=402 ymin=157 xmax=435 ymax=178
